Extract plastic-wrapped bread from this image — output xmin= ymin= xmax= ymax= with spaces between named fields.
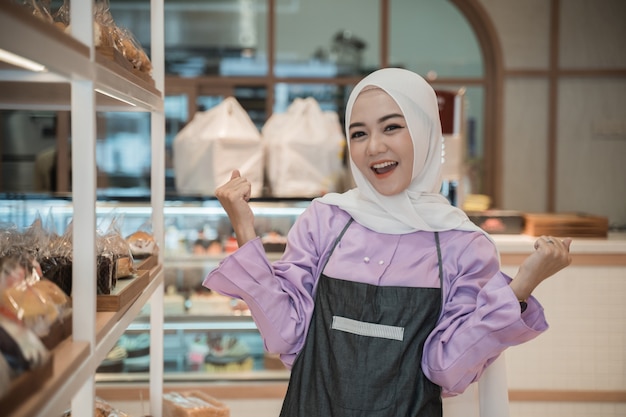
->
xmin=115 ymin=256 xmax=134 ymax=279
xmin=1 ymin=280 xmax=59 ymax=337
xmin=32 ymin=278 xmax=71 ymax=310
xmin=163 ymin=391 xmax=230 ymax=417
xmin=126 ymin=231 xmax=158 ymax=259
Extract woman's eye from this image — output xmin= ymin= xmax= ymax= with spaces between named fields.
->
xmin=384 ymin=124 xmax=402 ymax=132
xmin=350 ymin=131 xmax=366 ymax=140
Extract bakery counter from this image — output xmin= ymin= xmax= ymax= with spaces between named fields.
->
xmin=493 ymin=232 xmax=626 ymax=266
xmin=161 ymin=232 xmax=626 ymax=264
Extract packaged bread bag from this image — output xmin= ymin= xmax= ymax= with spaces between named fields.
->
xmin=173 ymin=97 xmax=264 ymax=197
xmin=0 ymin=255 xmax=71 ymax=345
xmin=262 ymin=97 xmax=345 ymax=197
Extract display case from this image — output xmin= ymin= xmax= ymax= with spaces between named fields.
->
xmin=0 ymin=195 xmax=311 ymax=385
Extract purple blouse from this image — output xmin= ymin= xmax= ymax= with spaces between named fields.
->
xmin=203 ymin=200 xmax=548 ymax=396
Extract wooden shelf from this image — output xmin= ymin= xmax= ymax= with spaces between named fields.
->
xmin=7 ymin=339 xmax=90 ymax=417
xmin=0 ymin=358 xmax=54 ymax=416
xmin=0 ymin=2 xmax=162 ymax=112
xmin=0 ymin=2 xmax=89 ymax=80
xmin=5 ymin=264 xmax=163 ymax=417
xmin=96 ymin=265 xmax=163 ymax=347
xmin=0 ymin=77 xmax=162 ymax=112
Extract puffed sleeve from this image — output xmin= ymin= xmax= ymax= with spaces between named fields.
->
xmin=421 ymin=232 xmax=549 ymax=396
xmin=202 ymin=201 xmax=343 ymax=368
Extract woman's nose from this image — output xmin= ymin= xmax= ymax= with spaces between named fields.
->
xmin=367 ymin=133 xmax=387 ymax=155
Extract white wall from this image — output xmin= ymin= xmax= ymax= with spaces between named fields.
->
xmin=480 ymin=0 xmax=626 ymax=228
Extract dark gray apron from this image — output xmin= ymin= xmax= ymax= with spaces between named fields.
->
xmin=280 ymin=220 xmax=444 ymax=417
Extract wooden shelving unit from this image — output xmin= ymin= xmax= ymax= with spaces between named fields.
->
xmin=0 ymin=1 xmax=165 ymax=416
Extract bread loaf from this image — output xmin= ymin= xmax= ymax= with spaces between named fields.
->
xmin=115 ymin=256 xmax=134 ymax=279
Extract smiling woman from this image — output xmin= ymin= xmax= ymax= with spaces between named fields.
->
xmin=204 ymin=67 xmax=573 ymax=417
xmin=347 ymin=87 xmax=415 ymax=196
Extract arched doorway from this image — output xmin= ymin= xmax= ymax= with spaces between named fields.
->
xmin=386 ymin=0 xmax=504 ymax=206
xmin=450 ymin=0 xmax=505 ymax=207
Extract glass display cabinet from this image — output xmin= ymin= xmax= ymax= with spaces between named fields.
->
xmin=0 ymin=194 xmax=311 ymax=384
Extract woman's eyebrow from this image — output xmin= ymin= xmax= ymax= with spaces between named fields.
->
xmin=378 ymin=113 xmax=404 ymax=123
xmin=349 ymin=113 xmax=404 ymax=130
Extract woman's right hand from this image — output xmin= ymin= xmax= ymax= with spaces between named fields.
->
xmin=215 ymin=170 xmax=257 ymax=246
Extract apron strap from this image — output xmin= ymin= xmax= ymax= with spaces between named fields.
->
xmin=434 ymin=231 xmax=444 ymax=316
xmin=319 ymin=217 xmax=354 ymax=273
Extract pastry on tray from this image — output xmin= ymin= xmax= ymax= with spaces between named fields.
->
xmin=126 ymin=231 xmax=158 ymax=259
xmin=163 ymin=391 xmax=230 ymax=417
xmin=204 ymin=334 xmax=253 ymax=373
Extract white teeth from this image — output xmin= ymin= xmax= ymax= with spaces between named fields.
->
xmin=372 ymin=161 xmax=397 ymax=169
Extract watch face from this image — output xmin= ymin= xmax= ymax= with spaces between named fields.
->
xmin=519 ymin=301 xmax=528 ymax=313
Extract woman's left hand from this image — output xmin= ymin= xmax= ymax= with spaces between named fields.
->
xmin=510 ymin=236 xmax=573 ymax=301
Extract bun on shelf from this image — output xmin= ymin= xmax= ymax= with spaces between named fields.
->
xmin=126 ymin=231 xmax=158 ymax=259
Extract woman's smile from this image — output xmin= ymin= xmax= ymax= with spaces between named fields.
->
xmin=371 ymin=160 xmax=399 ymax=176
xmin=348 ymin=87 xmax=414 ymax=196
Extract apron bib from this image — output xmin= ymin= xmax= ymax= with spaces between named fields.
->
xmin=280 ymin=222 xmax=444 ymax=417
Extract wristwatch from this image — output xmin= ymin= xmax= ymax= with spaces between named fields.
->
xmin=519 ymin=299 xmax=528 ymax=313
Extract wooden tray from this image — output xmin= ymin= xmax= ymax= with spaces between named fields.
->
xmin=524 ymin=212 xmax=609 ymax=238
xmin=97 ymin=269 xmax=149 ymax=312
xmin=96 ymin=255 xmax=159 ymax=312
xmin=466 ymin=210 xmax=525 ymax=234
xmin=0 ymin=357 xmax=53 ymax=415
xmin=135 ymin=255 xmax=159 ymax=272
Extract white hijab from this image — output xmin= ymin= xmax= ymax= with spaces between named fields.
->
xmin=317 ymin=68 xmax=487 ymax=237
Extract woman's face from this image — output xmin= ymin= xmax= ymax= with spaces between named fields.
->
xmin=348 ymin=87 xmax=414 ymax=196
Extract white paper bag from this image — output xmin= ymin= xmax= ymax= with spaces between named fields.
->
xmin=173 ymin=97 xmax=264 ymax=197
xmin=262 ymin=97 xmax=345 ymax=198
